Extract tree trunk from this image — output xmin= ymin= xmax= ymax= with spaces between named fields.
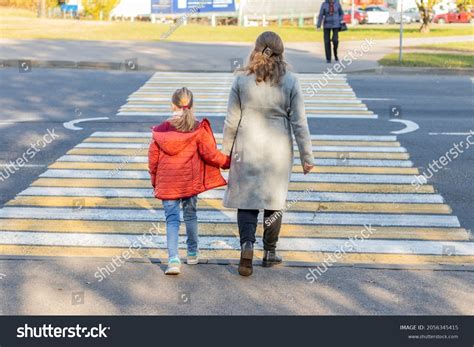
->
xmin=419 ymin=9 xmax=431 ymax=33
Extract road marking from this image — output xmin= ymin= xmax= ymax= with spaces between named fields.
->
xmin=429 ymin=132 xmax=473 ymax=136
xmin=90 ymin=132 xmax=399 ymax=141
xmin=39 ymin=170 xmax=421 ymax=184
xmin=17 ymin=187 xmax=444 ymax=203
xmin=0 ymin=219 xmax=467 ymax=240
xmin=0 ymin=207 xmax=460 ymax=227
xmin=63 ymin=117 xmax=109 ymax=131
xmin=6 ymin=196 xmax=452 ymax=214
xmin=30 ymin=179 xmax=435 ymax=193
xmin=0 ymin=231 xmax=471 ymax=255
xmin=76 ymin=143 xmax=406 ymax=153
xmin=116 ymin=112 xmax=378 ymax=119
xmin=49 ymin=162 xmax=419 ymax=174
xmin=390 ymin=119 xmax=420 ymax=135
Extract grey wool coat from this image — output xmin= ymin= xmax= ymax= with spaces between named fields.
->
xmin=222 ymin=71 xmax=314 ymax=210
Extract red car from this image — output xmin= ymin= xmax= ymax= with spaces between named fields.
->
xmin=433 ymin=10 xmax=473 ymax=23
xmin=343 ymin=9 xmax=368 ymax=24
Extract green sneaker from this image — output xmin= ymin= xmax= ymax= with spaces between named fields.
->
xmin=165 ymin=258 xmax=181 ymax=275
xmin=187 ymin=252 xmax=199 ymax=265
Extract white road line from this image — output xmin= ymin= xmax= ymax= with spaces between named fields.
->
xmin=89 ymin=132 xmax=399 ymax=141
xmin=390 ymin=119 xmax=420 ymax=135
xmin=0 ymin=207 xmax=460 ymax=227
xmin=38 ymin=170 xmax=421 ymax=184
xmin=63 ymin=117 xmax=109 ymax=131
xmin=139 ymin=87 xmax=354 ymax=92
xmin=127 ymin=98 xmax=362 ymax=104
xmin=56 ymin=155 xmax=413 ymax=167
xmin=0 ymin=231 xmax=472 ymax=255
xmin=132 ymin=92 xmax=356 ymax=97
xmin=76 ymin=143 xmax=406 ymax=153
xmin=120 ymin=104 xmax=368 ymax=111
xmin=429 ymin=132 xmax=473 ymax=136
xmin=18 ymin=187 xmax=445 ymax=204
xmin=116 ymin=112 xmax=378 ymax=119
xmin=57 ymin=155 xmax=148 ymax=163
xmin=360 ymin=98 xmax=395 ymax=101
xmin=57 ymin=155 xmax=308 ymax=169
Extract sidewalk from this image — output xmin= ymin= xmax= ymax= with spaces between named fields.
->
xmin=1 ymin=36 xmax=472 ymax=73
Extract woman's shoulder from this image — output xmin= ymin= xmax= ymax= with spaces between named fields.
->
xmin=281 ymin=71 xmax=299 ymax=86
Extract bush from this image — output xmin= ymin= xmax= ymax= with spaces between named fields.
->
xmin=82 ymin=0 xmax=120 ymax=20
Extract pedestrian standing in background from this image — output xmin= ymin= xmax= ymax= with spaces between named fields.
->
xmin=317 ymin=0 xmax=344 ymax=63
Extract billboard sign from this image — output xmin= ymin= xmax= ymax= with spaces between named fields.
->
xmin=151 ymin=0 xmax=236 ymax=14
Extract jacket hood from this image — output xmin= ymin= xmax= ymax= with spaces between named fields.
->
xmin=152 ymin=119 xmax=211 ymax=156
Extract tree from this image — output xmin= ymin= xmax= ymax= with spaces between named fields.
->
xmin=415 ymin=0 xmax=441 ymax=33
xmin=456 ymin=0 xmax=473 ymax=11
xmin=82 ymin=0 xmax=120 ymax=20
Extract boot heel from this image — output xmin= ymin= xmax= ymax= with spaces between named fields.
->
xmin=238 ymin=242 xmax=254 ymax=276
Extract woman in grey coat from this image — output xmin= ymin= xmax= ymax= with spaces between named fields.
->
xmin=222 ymin=31 xmax=314 ymax=276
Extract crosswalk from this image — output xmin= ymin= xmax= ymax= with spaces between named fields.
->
xmin=0 ymin=72 xmax=473 ymax=267
xmin=117 ymin=72 xmax=378 ymax=119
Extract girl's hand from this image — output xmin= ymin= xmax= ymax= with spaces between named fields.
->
xmin=303 ymin=163 xmax=314 ymax=175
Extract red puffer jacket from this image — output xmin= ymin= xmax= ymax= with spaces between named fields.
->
xmin=148 ymin=118 xmax=231 ymax=200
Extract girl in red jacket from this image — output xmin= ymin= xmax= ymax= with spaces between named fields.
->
xmin=148 ymin=87 xmax=230 ymax=275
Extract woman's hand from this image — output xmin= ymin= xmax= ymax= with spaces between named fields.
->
xmin=303 ymin=163 xmax=314 ymax=175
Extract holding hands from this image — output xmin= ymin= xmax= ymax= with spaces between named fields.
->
xmin=303 ymin=162 xmax=314 ymax=175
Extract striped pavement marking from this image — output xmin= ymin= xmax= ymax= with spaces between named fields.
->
xmin=0 ymin=75 xmax=472 ymax=266
xmin=116 ymin=72 xmax=378 ymax=119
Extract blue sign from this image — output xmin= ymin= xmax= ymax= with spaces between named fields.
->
xmin=152 ymin=0 xmax=236 ymax=14
xmin=61 ymin=4 xmax=78 ymax=13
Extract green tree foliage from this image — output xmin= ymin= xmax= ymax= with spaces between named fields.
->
xmin=456 ymin=0 xmax=473 ymax=11
xmin=82 ymin=0 xmax=120 ymax=20
xmin=0 ymin=0 xmax=58 ymax=11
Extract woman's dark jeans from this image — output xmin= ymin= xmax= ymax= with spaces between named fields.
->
xmin=237 ymin=209 xmax=283 ymax=251
xmin=323 ymin=28 xmax=339 ymax=61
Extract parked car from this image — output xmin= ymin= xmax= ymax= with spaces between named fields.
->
xmin=433 ymin=10 xmax=474 ymax=23
xmin=343 ymin=9 xmax=368 ymax=24
xmin=364 ymin=6 xmax=391 ymax=24
xmin=388 ymin=10 xmax=412 ymax=24
xmin=404 ymin=7 xmax=421 ymax=22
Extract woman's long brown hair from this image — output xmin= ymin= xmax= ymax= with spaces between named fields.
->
xmin=244 ymin=31 xmax=287 ymax=85
xmin=170 ymin=87 xmax=196 ymax=132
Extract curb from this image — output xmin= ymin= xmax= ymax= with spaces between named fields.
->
xmin=363 ymin=66 xmax=474 ymax=76
xmin=2 ymin=59 xmax=474 ymax=75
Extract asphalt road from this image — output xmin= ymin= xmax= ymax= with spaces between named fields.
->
xmin=0 ymin=68 xmax=473 ymax=315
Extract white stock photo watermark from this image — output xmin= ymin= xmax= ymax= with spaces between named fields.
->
xmin=265 ymin=188 xmax=314 ymax=227
xmin=305 ymin=38 xmax=375 ymax=97
xmin=306 ymin=224 xmax=376 ymax=283
xmin=0 ymin=128 xmax=59 ymax=182
xmin=160 ymin=1 xmax=205 ymax=40
xmin=108 ymin=139 xmax=152 ymax=178
xmin=94 ymin=222 xmax=163 ymax=282
xmin=412 ymin=130 xmax=474 ymax=189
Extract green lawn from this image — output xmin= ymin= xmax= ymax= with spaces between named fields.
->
xmin=408 ymin=41 xmax=474 ymax=53
xmin=379 ymin=52 xmax=474 ymax=68
xmin=1 ymin=6 xmax=473 ymax=42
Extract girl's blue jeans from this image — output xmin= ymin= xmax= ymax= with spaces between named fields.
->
xmin=162 ymin=196 xmax=198 ymax=260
